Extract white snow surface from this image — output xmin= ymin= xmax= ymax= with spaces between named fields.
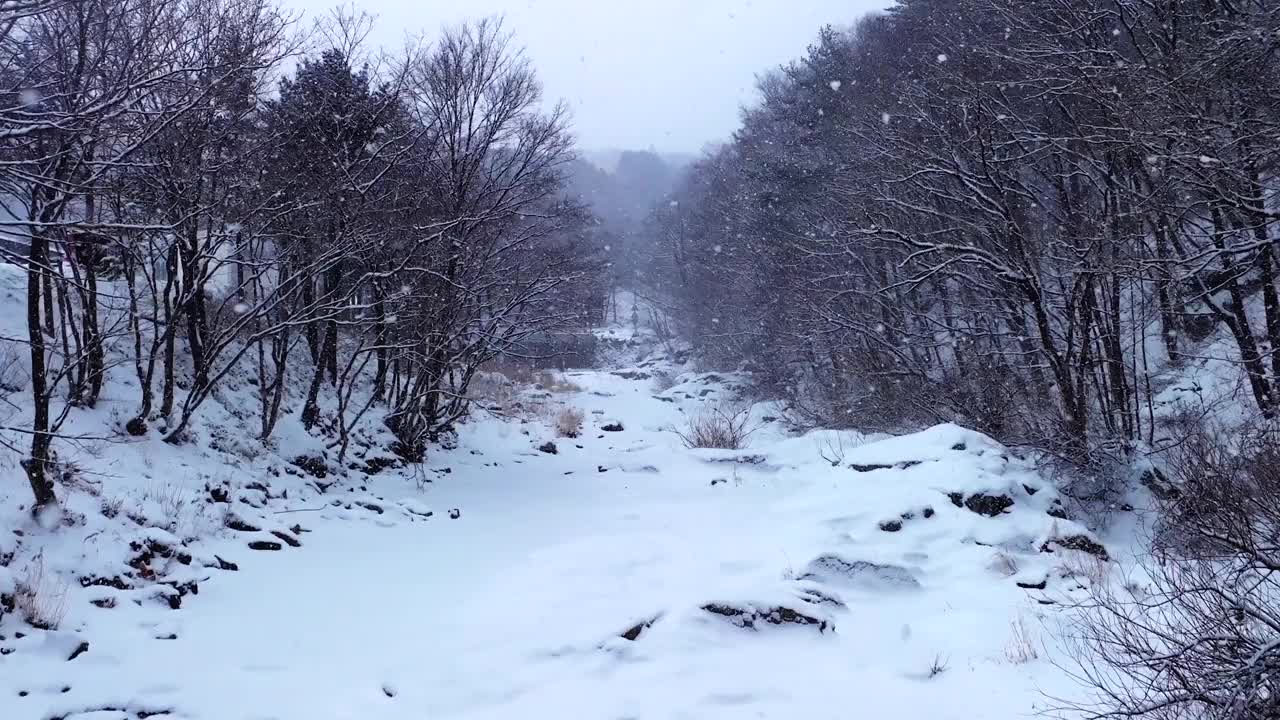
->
xmin=0 ymin=344 xmax=1104 ymax=718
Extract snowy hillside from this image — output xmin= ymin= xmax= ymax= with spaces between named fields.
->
xmin=0 ymin=335 xmax=1112 ymax=719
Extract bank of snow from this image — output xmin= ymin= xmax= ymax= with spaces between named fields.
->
xmin=2 ymin=352 xmax=1105 ymax=719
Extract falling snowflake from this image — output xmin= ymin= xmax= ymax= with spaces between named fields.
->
xmin=232 ymin=302 xmax=250 ymax=314
xmin=669 ymin=200 xmax=679 ymax=208
xmin=18 ymin=89 xmax=40 ymax=106
xmin=829 ymin=80 xmax=842 ymax=92
xmin=881 ymin=112 xmax=892 ymax=125
xmin=603 ymin=244 xmax=611 ymax=251
xmin=713 ymin=244 xmax=722 ymax=253
xmin=936 ymin=54 xmax=948 ymax=63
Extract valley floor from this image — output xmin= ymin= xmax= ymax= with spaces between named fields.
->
xmin=2 ymin=365 xmax=1103 ymax=720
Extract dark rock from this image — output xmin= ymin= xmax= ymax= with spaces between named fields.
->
xmin=356 ymin=501 xmax=383 ymax=514
xmin=1140 ymin=466 xmax=1180 ymax=500
xmin=653 ymin=395 xmax=676 ymax=403
xmin=90 ymin=598 xmax=116 ymax=609
xmin=851 ymin=463 xmax=894 ymax=472
xmin=799 ymin=554 xmax=920 ymax=590
xmin=291 ymin=455 xmax=328 ymax=479
xmin=612 ymin=370 xmax=651 ymax=380
xmin=155 ymin=633 xmax=178 ymax=640
xmin=125 ymin=417 xmax=148 ymax=436
xmin=922 ymin=507 xmax=935 ymax=519
xmin=363 ymin=457 xmax=399 ymax=475
xmin=67 ymin=641 xmax=89 ymax=661
xmin=879 ymin=520 xmax=903 ymax=532
xmin=538 ymin=441 xmax=558 ymax=455
xmin=1041 ymin=535 xmax=1109 ymax=560
xmin=947 ymin=492 xmax=964 ymax=507
xmin=224 ymin=516 xmax=259 ymax=532
xmin=963 ymin=493 xmax=1014 ymax=517
xmin=710 ymin=478 xmax=727 ymax=486
xmin=601 ymin=422 xmax=624 ymax=432
xmin=701 ymin=603 xmax=832 ymax=633
xmin=620 ymin=614 xmax=662 ymax=641
xmin=248 ymin=541 xmax=282 ymax=551
xmin=382 ymin=684 xmax=396 ymax=698
xmin=951 ymin=442 xmax=967 ymax=451
xmin=213 ymin=555 xmax=239 ymax=571
xmin=80 ymin=575 xmax=131 ymax=591
xmin=1016 ymin=579 xmax=1048 ymax=590
xmin=1022 ymin=484 xmax=1039 ymax=496
xmin=597 ymin=465 xmax=608 ymax=473
xmin=206 ymin=484 xmax=230 ymax=504
xmin=900 ymin=511 xmax=915 ymax=521
xmin=1047 ymin=501 xmax=1070 ymax=520
xmin=448 ymin=508 xmax=461 ymax=520
xmin=706 ymin=454 xmax=767 ymax=465
xmin=270 ymin=530 xmax=301 ymax=548
xmin=794 ymin=586 xmax=845 ymax=607
xmin=900 ymin=460 xmax=922 ymax=469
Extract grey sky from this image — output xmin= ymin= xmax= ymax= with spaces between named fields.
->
xmin=283 ymin=0 xmax=888 ymax=153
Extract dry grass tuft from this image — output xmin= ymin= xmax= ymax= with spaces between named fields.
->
xmin=672 ymin=403 xmax=757 ymax=449
xmin=1004 ymin=612 xmax=1040 ymax=664
xmin=555 ymin=406 xmax=585 ymax=438
xmin=15 ymin=556 xmax=69 ymax=630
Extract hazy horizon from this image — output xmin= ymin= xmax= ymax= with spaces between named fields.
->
xmin=281 ymin=0 xmax=889 ymax=153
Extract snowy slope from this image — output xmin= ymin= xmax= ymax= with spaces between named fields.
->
xmin=1 ymin=348 xmax=1107 ymax=720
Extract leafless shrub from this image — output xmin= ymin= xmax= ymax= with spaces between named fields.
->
xmin=1058 ymin=421 xmax=1280 ymax=720
xmin=671 ymin=403 xmax=757 ymax=450
xmin=1005 ymin=612 xmax=1039 ymax=664
xmin=651 ymin=370 xmax=678 ymax=393
xmin=555 ymin=406 xmax=584 ymax=438
xmin=1056 ymin=549 xmax=1110 ymax=588
xmin=142 ymin=482 xmax=193 ymax=535
xmin=988 ymin=551 xmax=1020 ymax=577
xmin=928 ymin=654 xmax=949 ymax=678
xmin=817 ymin=430 xmax=865 ymax=466
xmin=15 ymin=556 xmax=69 ymax=630
xmin=0 ymin=343 xmax=24 ymax=395
xmin=535 ymin=370 xmax=582 ymax=394
xmin=100 ymin=496 xmax=125 ymax=519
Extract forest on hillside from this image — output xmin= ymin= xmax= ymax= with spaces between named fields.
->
xmin=0 ymin=0 xmax=611 ymax=512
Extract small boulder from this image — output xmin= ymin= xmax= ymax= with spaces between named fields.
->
xmin=601 ymin=422 xmax=624 ymax=432
xmin=799 ymin=554 xmax=921 ymax=590
xmin=538 ymin=441 xmax=558 ymax=455
xmin=1041 ymin=534 xmax=1109 ymax=560
xmin=702 ymin=602 xmax=832 ymax=633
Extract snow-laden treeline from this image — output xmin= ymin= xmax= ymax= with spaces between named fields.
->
xmin=0 ymin=2 xmax=607 ymax=514
xmin=649 ymin=1 xmax=1280 ymax=460
xmin=643 ymin=3 xmax=1280 ymax=719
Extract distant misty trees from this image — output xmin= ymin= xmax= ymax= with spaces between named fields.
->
xmin=0 ymin=2 xmax=607 ymax=512
xmin=564 ymin=150 xmax=685 ymax=319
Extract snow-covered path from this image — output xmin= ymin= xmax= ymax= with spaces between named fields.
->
xmin=3 ymin=368 xmax=1092 ymax=720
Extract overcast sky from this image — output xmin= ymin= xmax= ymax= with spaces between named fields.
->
xmin=282 ymin=0 xmax=889 ymax=154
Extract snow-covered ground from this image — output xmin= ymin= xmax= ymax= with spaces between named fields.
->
xmin=1 ymin=346 xmax=1112 ymax=719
